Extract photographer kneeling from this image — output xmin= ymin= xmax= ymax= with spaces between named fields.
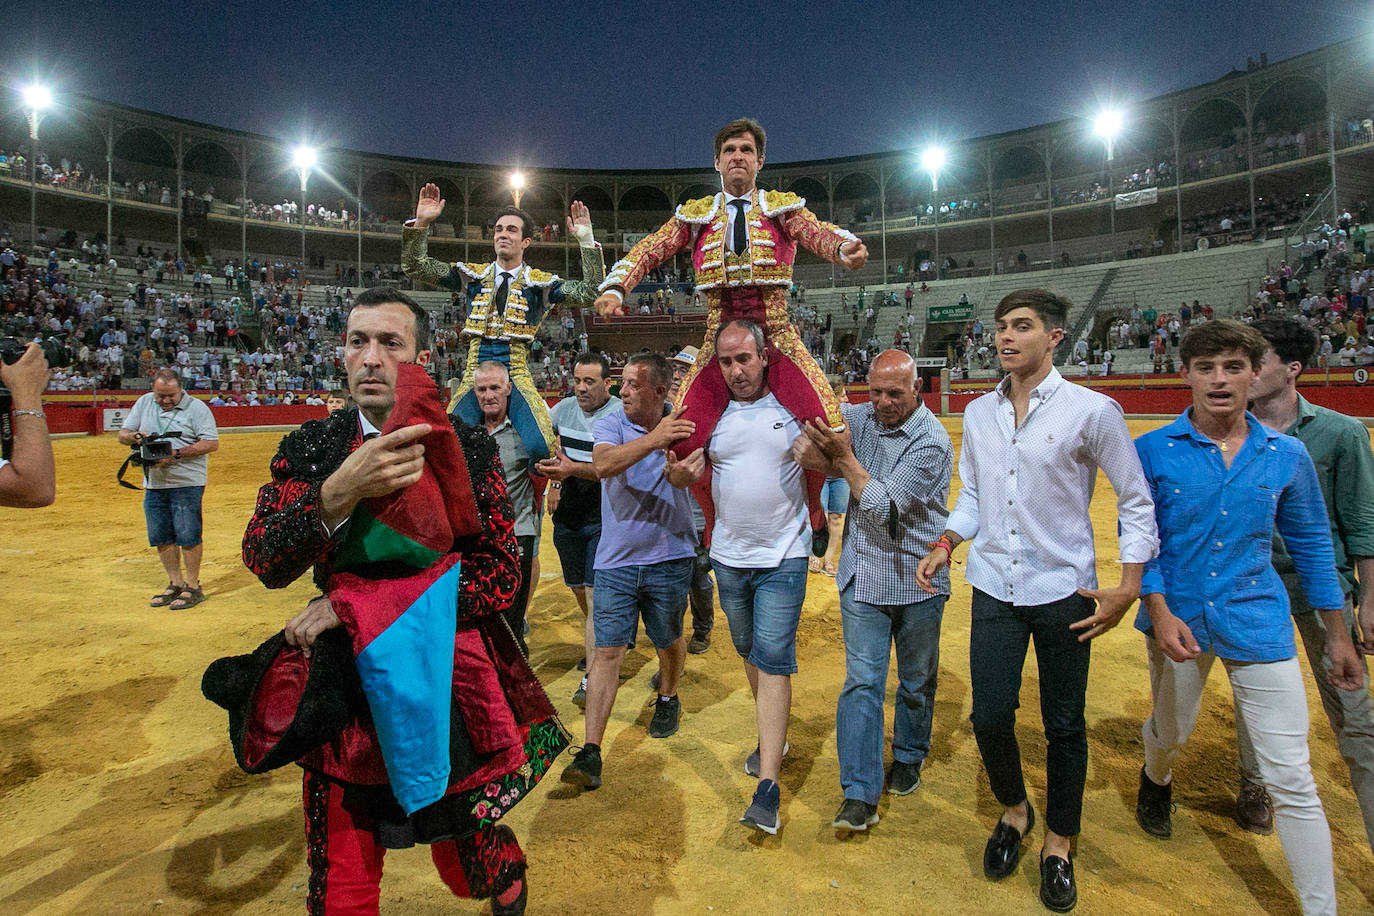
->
xmin=0 ymin=342 xmax=57 ymax=508
xmin=118 ymin=368 xmax=219 ymax=609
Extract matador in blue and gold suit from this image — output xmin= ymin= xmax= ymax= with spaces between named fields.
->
xmin=402 ymin=220 xmax=605 ymax=463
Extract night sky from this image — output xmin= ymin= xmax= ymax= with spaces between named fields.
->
xmin=4 ymin=1 xmax=1371 ymax=170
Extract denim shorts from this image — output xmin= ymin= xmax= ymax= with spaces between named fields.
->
xmin=711 ymin=556 xmax=808 ymax=675
xmin=822 ymin=476 xmax=851 ymax=514
xmin=143 ymin=485 xmax=204 ymax=547
xmin=552 ymin=521 xmax=600 ymax=588
xmin=592 ymin=557 xmax=693 ymax=649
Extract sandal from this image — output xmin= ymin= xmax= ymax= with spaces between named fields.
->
xmin=150 ymin=583 xmax=183 ymax=607
xmin=808 ymin=557 xmax=823 ymax=574
xmin=823 ymin=560 xmax=838 ymax=577
xmin=168 ymin=585 xmax=207 ymax=610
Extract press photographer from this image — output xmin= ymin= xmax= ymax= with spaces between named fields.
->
xmin=118 ymin=368 xmax=219 ymax=610
xmin=0 ymin=340 xmax=56 ymax=509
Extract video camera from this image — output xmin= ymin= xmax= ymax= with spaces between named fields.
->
xmin=0 ymin=336 xmax=28 ymax=461
xmin=118 ymin=430 xmax=191 ymax=490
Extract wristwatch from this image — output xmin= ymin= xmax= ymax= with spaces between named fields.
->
xmin=174 ymin=448 xmax=182 ymax=460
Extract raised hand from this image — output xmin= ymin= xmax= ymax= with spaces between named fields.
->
xmin=839 ymin=238 xmax=869 ymax=271
xmin=414 ymin=183 xmax=446 ymax=228
xmin=665 ymin=447 xmax=706 ymax=488
xmin=567 ymin=200 xmax=594 ymax=244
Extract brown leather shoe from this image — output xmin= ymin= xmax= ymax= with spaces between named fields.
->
xmin=1235 ymin=780 xmax=1274 ymax=835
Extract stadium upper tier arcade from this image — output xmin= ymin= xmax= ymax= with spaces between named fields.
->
xmin=1 ymin=35 xmax=1371 ymax=286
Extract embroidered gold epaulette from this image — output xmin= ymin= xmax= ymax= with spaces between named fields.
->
xmin=456 ymin=262 xmax=489 ymax=280
xmin=522 ymin=267 xmax=557 ymax=287
xmin=760 ymin=190 xmax=806 ymax=217
xmin=675 ymin=194 xmax=721 ymax=224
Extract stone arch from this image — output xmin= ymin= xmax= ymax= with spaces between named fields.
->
xmin=361 ymin=169 xmax=413 ymax=222
xmin=571 ymin=184 xmax=614 ymax=212
xmin=0 ymin=104 xmax=106 ymax=168
xmin=832 ymin=171 xmax=880 ymax=225
xmin=786 ymin=176 xmax=829 ymax=219
xmin=1178 ymin=97 xmax=1247 ymax=148
xmin=181 ymin=139 xmax=240 ymax=200
xmin=1251 ymin=76 xmax=1327 ymax=134
xmin=675 ymin=182 xmax=717 ymax=205
xmin=111 ymin=125 xmax=176 ymax=169
xmin=991 ymin=145 xmax=1045 ymax=187
xmin=618 ymin=185 xmax=672 ymax=231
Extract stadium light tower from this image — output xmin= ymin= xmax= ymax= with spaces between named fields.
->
xmin=23 ymin=84 xmax=53 ymax=254
xmin=292 ymin=146 xmax=317 ymax=277
xmin=921 ymin=146 xmax=947 ymax=279
xmin=1094 ymin=109 xmax=1124 ymax=255
xmin=509 ymin=171 xmax=525 ymax=209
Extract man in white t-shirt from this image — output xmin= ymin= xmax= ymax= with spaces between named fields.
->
xmin=675 ymin=318 xmax=809 ymax=836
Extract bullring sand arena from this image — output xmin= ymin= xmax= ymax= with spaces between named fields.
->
xmin=3 ymin=417 xmax=1373 ymax=916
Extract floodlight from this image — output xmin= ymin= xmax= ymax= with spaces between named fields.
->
xmin=510 ymin=171 xmax=525 ymax=190
xmin=1094 ymin=109 xmax=1124 ymax=141
xmin=919 ymin=146 xmax=947 ymax=175
xmin=22 ymin=85 xmax=52 ymax=111
xmin=292 ymin=146 xmax=318 ymax=170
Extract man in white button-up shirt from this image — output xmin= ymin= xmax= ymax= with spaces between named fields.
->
xmin=917 ymin=288 xmax=1157 ymax=913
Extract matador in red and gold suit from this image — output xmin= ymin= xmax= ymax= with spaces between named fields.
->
xmin=594 ymin=119 xmax=869 ymax=536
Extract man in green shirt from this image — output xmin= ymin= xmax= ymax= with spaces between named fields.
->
xmin=1239 ymin=318 xmax=1374 ymax=851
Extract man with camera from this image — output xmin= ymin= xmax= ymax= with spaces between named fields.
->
xmin=0 ymin=341 xmax=56 ymax=509
xmin=118 ymin=368 xmax=219 ymax=610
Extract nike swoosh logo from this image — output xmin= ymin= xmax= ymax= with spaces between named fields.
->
xmin=773 ymin=422 xmax=785 ymax=429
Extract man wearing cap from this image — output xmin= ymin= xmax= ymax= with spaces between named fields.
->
xmin=670 ymin=344 xmax=715 ymax=653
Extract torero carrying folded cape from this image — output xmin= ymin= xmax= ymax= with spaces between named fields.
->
xmin=403 ymin=193 xmax=605 ymax=465
xmin=594 ymin=118 xmax=869 ymax=536
xmin=233 ymin=288 xmax=560 ymax=915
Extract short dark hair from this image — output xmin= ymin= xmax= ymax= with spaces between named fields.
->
xmin=715 ymin=318 xmax=767 ymax=354
xmin=993 ymin=288 xmax=1070 ymax=331
xmin=348 ymin=286 xmax=431 ymax=351
xmin=493 ymin=206 xmax=534 ymax=240
xmin=573 ymin=350 xmax=610 ymax=379
xmin=1250 ymin=317 xmax=1318 ymax=369
xmin=1179 ymin=319 xmax=1267 ymax=369
xmin=714 ymin=118 xmax=766 ymax=159
xmin=627 ymin=352 xmax=672 ymax=389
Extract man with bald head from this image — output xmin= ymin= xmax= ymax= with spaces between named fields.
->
xmin=794 ymin=350 xmax=954 ymax=833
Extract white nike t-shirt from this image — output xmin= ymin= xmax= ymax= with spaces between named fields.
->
xmin=708 ymin=392 xmax=809 ymax=567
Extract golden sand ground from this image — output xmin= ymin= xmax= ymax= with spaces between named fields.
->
xmin=2 ymin=419 xmax=1372 ymax=915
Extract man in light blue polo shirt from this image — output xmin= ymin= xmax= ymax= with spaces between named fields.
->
xmin=1133 ymin=320 xmax=1363 ymax=916
xmin=560 ymin=354 xmax=700 ymax=791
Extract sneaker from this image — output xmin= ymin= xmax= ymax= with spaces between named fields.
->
xmin=576 ymin=657 xmax=587 ymax=672
xmin=744 ymin=741 xmax=791 ymax=777
xmin=1235 ymin=779 xmax=1274 ymax=835
xmin=885 ymin=759 xmax=922 ymax=796
xmin=572 ymin=676 xmax=587 ymax=709
xmin=1136 ymin=767 xmax=1173 ymax=839
xmin=648 ymin=695 xmax=681 ymax=738
xmin=740 ymin=779 xmax=781 ymax=835
xmin=688 ymin=631 xmax=711 ymax=654
xmin=560 ymin=745 xmax=602 ymax=790
xmin=649 ymin=669 xmax=662 ymax=692
xmin=832 ymin=798 xmax=880 ymax=832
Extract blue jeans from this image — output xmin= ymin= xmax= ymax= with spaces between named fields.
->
xmin=711 ymin=557 xmax=808 ymax=675
xmin=837 ymin=585 xmax=946 ymax=805
xmin=143 ymin=486 xmax=204 ymax=547
xmin=592 ymin=557 xmax=693 ymax=649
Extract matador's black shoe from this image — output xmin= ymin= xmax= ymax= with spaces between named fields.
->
xmin=983 ymin=803 xmax=1034 ymax=880
xmin=1039 ymin=854 xmax=1077 ymax=912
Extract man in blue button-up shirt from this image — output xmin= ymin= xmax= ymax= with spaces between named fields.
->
xmin=794 ymin=349 xmax=953 ymax=834
xmin=1133 ymin=320 xmax=1362 ymax=916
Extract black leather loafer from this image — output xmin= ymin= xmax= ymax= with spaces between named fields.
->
xmin=1039 ymin=854 xmax=1076 ymax=912
xmin=982 ymin=803 xmax=1034 ymax=880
